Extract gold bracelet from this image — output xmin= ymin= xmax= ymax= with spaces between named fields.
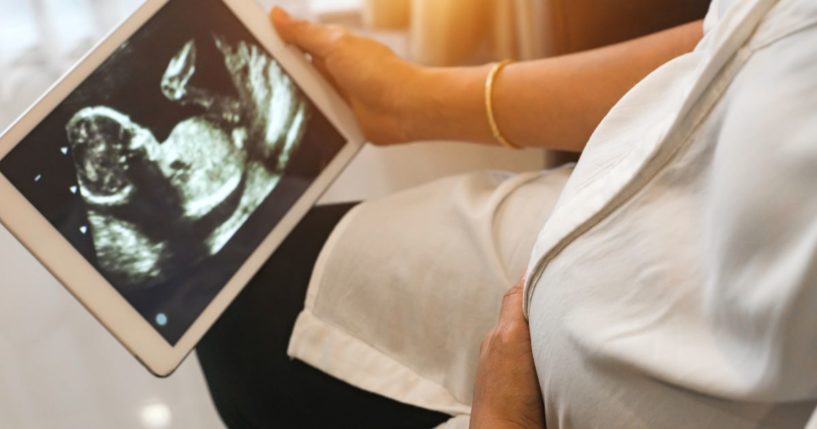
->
xmin=484 ymin=59 xmax=519 ymax=149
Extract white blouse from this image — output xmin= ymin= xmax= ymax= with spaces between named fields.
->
xmin=525 ymin=0 xmax=817 ymax=426
xmin=288 ymin=0 xmax=817 ymax=427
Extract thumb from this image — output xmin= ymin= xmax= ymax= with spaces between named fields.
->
xmin=498 ymin=280 xmax=527 ymax=326
xmin=270 ymin=7 xmax=339 ymax=59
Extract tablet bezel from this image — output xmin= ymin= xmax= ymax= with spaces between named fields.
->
xmin=0 ymin=0 xmax=365 ymax=376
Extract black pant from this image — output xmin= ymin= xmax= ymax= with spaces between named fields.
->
xmin=197 ymin=204 xmax=450 ymax=429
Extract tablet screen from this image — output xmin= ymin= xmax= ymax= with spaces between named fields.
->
xmin=0 ymin=0 xmax=346 ymax=344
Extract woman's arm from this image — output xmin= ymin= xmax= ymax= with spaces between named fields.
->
xmin=420 ymin=20 xmax=702 ymax=151
xmin=271 ymin=9 xmax=701 ymax=152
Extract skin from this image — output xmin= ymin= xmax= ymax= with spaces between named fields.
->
xmin=270 ymin=8 xmax=703 ymax=428
xmin=471 ymin=281 xmax=545 ymax=429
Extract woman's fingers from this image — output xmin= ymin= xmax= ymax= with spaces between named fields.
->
xmin=268 ymin=6 xmax=418 ymax=145
xmin=270 ymin=7 xmax=342 ymax=60
xmin=471 ymin=278 xmax=545 ymax=428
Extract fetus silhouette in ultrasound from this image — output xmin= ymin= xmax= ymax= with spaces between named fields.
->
xmin=65 ymin=36 xmax=309 ymax=290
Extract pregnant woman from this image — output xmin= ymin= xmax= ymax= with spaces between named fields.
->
xmin=199 ymin=1 xmax=817 ymax=428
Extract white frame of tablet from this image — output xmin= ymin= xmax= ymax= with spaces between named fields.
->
xmin=0 ymin=0 xmax=364 ymax=376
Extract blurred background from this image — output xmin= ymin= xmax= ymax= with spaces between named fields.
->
xmin=0 ymin=0 xmax=708 ymax=427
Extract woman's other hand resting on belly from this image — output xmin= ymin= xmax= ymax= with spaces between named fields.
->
xmin=471 ymin=281 xmax=545 ymax=429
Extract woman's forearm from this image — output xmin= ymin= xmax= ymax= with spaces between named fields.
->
xmin=271 ymin=9 xmax=701 ymax=149
xmin=404 ymin=20 xmax=703 ymax=151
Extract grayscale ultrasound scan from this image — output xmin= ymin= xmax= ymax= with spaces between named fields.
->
xmin=66 ymin=35 xmax=309 ymax=290
xmin=0 ymin=0 xmax=347 ymax=343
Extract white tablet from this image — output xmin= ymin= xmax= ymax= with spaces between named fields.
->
xmin=0 ymin=0 xmax=364 ymax=376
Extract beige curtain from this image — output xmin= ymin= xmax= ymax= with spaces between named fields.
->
xmin=363 ymin=0 xmax=532 ymax=66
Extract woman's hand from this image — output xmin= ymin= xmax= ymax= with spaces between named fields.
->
xmin=471 ymin=281 xmax=545 ymax=429
xmin=270 ymin=7 xmax=422 ymax=145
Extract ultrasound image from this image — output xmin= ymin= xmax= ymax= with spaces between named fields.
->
xmin=66 ymin=36 xmax=309 ymax=290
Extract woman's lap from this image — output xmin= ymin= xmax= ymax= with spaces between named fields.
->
xmin=197 ymin=167 xmax=573 ymax=427
xmin=288 ymin=168 xmax=573 ymax=413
